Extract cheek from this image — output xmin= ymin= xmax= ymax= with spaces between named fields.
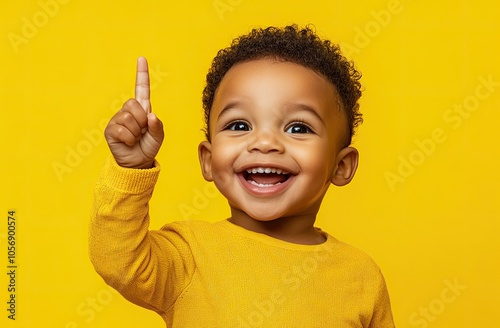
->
xmin=294 ymin=141 xmax=336 ymax=177
xmin=210 ymin=141 xmax=240 ymax=185
xmin=294 ymin=141 xmax=329 ymax=163
xmin=212 ymin=140 xmax=236 ymax=165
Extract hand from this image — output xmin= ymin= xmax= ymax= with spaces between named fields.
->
xmin=105 ymin=57 xmax=164 ymax=169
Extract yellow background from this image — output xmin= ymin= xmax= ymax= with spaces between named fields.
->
xmin=1 ymin=0 xmax=499 ymax=327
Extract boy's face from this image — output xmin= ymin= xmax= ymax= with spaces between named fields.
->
xmin=199 ymin=58 xmax=358 ymax=222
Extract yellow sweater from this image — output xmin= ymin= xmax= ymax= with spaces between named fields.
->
xmin=89 ymin=157 xmax=395 ymax=327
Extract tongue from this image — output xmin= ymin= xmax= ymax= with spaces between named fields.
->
xmin=247 ymin=173 xmax=287 ymax=185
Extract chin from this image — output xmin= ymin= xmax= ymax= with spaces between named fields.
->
xmin=231 ymin=204 xmax=284 ymax=222
xmin=244 ymin=208 xmax=287 ymax=222
xmin=249 ymin=215 xmax=281 ymax=222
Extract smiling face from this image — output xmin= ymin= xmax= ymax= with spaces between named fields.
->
xmin=198 ymin=58 xmax=358 ymax=239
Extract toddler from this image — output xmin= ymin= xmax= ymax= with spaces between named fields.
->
xmin=89 ymin=25 xmax=395 ymax=327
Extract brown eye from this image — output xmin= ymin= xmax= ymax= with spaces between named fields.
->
xmin=286 ymin=123 xmax=311 ymax=134
xmin=225 ymin=121 xmax=251 ymax=131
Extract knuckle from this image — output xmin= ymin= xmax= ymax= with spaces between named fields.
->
xmin=124 ymin=98 xmax=137 ymax=107
xmin=121 ymin=112 xmax=133 ymax=122
xmin=105 ymin=123 xmax=118 ymax=136
xmin=114 ymin=125 xmax=124 ymax=134
xmin=122 ymin=113 xmax=140 ymax=127
xmin=113 ymin=125 xmax=128 ymax=139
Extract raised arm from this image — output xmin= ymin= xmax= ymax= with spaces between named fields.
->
xmin=89 ymin=58 xmax=194 ymax=313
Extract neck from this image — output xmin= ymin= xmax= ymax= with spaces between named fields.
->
xmin=228 ymin=208 xmax=326 ymax=245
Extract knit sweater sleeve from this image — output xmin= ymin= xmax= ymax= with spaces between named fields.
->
xmin=369 ymin=268 xmax=396 ymax=328
xmin=88 ymin=156 xmax=195 ymax=314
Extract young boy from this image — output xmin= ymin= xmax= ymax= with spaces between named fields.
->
xmin=89 ymin=25 xmax=395 ymax=327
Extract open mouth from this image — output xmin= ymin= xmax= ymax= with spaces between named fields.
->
xmin=242 ymin=167 xmax=291 ymax=187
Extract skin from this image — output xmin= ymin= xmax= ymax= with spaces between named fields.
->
xmin=105 ymin=57 xmax=163 ymax=170
xmin=198 ymin=58 xmax=359 ymax=244
xmin=105 ymin=57 xmax=358 ymax=245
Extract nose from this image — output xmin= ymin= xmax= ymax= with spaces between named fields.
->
xmin=246 ymin=129 xmax=285 ymax=154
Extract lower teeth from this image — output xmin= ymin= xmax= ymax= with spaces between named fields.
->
xmin=249 ymin=181 xmax=281 ymax=187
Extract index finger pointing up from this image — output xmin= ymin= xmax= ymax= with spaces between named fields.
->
xmin=135 ymin=56 xmax=151 ymax=113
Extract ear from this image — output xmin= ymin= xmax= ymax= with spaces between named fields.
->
xmin=198 ymin=141 xmax=214 ymax=181
xmin=331 ymin=147 xmax=359 ymax=186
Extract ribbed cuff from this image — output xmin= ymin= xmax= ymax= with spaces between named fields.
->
xmin=98 ymin=156 xmax=161 ymax=194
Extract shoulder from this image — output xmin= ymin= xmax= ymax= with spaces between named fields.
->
xmin=323 ymin=234 xmax=385 ymax=278
xmin=321 ymin=235 xmax=393 ymax=308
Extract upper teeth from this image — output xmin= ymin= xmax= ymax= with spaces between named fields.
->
xmin=246 ymin=167 xmax=288 ymax=174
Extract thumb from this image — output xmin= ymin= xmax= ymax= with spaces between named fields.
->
xmin=147 ymin=113 xmax=164 ymax=143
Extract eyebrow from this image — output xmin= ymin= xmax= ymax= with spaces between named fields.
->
xmin=217 ymin=100 xmax=244 ymax=121
xmin=286 ymin=103 xmax=326 ymax=126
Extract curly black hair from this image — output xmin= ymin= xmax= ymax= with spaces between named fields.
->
xmin=202 ymin=24 xmax=362 ymax=146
